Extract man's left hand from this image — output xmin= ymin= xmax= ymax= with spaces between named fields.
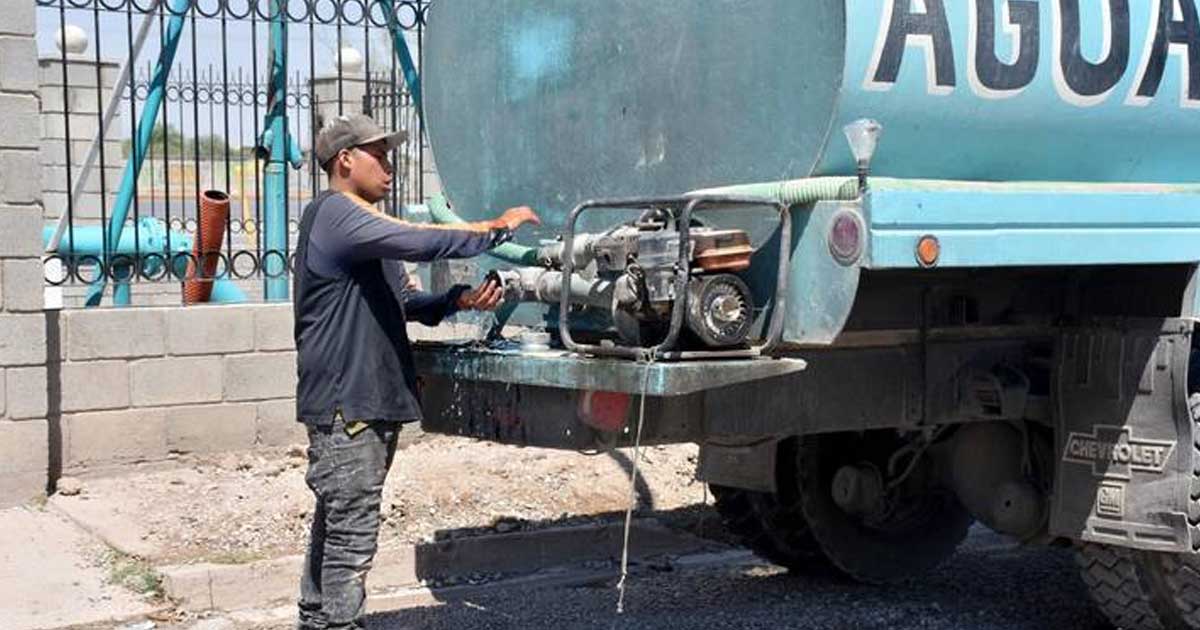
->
xmin=456 ymin=278 xmax=504 ymax=311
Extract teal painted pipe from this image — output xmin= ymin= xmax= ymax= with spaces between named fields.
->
xmin=84 ymin=0 xmax=190 ymax=307
xmin=209 ymin=278 xmax=248 ymax=304
xmin=262 ymin=0 xmax=292 ymax=302
xmin=262 ymin=161 xmax=288 ymax=301
xmin=46 ymin=220 xmax=192 ymax=279
xmin=49 ymin=221 xmax=246 ymax=305
xmin=44 ymin=218 xmax=187 ymax=256
xmin=426 ymin=193 xmax=541 ymax=266
xmin=259 ymin=128 xmax=303 ymax=168
xmin=113 ymin=278 xmax=132 ymax=305
xmin=382 ymin=1 xmax=423 ymax=119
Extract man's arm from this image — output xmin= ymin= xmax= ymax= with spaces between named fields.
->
xmin=403 ymin=286 xmax=470 ymax=327
xmin=401 ymin=269 xmax=504 ymax=326
xmin=319 ymin=194 xmax=504 ymax=264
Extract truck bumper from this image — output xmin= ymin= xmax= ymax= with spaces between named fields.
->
xmin=413 ymin=341 xmax=806 ymax=449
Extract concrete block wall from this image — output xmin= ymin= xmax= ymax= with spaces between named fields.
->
xmin=55 ymin=303 xmax=306 ymax=472
xmin=50 ymin=303 xmax=465 ymax=474
xmin=0 ymin=7 xmax=51 ymax=507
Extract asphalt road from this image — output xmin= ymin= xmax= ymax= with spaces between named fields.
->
xmin=363 ymin=526 xmax=1112 ymax=630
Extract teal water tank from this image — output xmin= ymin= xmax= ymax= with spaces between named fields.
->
xmin=424 ymin=0 xmax=1200 ymax=228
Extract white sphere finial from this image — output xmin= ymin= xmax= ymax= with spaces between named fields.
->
xmin=338 ymin=47 xmax=363 ymax=74
xmin=56 ymin=24 xmax=89 ymax=55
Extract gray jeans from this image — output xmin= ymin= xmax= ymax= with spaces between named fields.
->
xmin=297 ymin=419 xmax=399 ymax=630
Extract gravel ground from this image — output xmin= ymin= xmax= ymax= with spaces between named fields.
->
xmin=362 ymin=526 xmax=1109 ymax=630
xmin=82 ymin=526 xmax=1113 ymax=630
xmin=59 ymin=436 xmax=1119 ymax=630
xmin=64 ymin=435 xmax=704 ymax=565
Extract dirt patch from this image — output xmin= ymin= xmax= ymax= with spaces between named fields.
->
xmin=65 ymin=432 xmax=707 ymax=565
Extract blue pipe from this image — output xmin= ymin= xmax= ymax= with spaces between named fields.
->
xmin=209 ymin=278 xmax=248 ymax=304
xmin=51 ymin=220 xmax=245 ymax=304
xmin=84 ymin=0 xmax=190 ymax=308
xmin=47 ymin=220 xmax=192 ymax=280
xmin=260 ymin=128 xmax=303 ymax=167
xmin=262 ymin=0 xmax=295 ymax=302
xmin=112 ymin=277 xmax=133 ymax=304
xmin=44 ymin=218 xmax=184 ymax=256
xmin=382 ymin=2 xmax=422 ymax=119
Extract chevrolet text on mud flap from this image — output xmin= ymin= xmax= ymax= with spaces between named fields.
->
xmin=1062 ymin=425 xmax=1177 ymax=479
xmin=865 ymin=0 xmax=1200 ymax=108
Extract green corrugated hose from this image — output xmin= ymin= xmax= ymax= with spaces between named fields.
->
xmin=427 ymin=177 xmax=858 ymax=266
xmin=689 ymin=177 xmax=860 ymax=205
xmin=426 ymin=193 xmax=543 ymax=266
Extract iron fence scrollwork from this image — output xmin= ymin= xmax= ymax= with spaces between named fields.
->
xmin=38 ymin=0 xmax=431 ymax=306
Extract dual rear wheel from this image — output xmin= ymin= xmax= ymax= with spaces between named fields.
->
xmin=1074 ymin=394 xmax=1200 ymax=630
xmin=712 ymin=431 xmax=971 ymax=585
xmin=712 ymin=398 xmax=1200 ymax=629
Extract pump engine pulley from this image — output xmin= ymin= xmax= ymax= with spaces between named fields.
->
xmin=686 ymin=274 xmax=755 ymax=347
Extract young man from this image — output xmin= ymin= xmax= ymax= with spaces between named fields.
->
xmin=293 ymin=114 xmax=540 ymax=629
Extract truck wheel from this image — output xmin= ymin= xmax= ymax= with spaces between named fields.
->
xmin=709 ymin=484 xmax=826 ymax=571
xmin=1076 ymin=394 xmax=1200 ymax=630
xmin=796 ymin=431 xmax=972 ymax=584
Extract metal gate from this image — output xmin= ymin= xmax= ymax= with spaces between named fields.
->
xmin=36 ymin=0 xmax=430 ymax=306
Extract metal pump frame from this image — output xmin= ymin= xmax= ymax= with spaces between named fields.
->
xmin=558 ymin=195 xmax=791 ymax=361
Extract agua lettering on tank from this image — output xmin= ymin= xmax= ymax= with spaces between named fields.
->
xmin=865 ymin=0 xmax=1200 ymax=108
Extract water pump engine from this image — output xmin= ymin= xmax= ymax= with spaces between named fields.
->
xmin=493 ymin=207 xmax=760 ymax=350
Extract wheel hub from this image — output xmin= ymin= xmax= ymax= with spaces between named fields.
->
xmin=798 ymin=432 xmax=972 ymax=584
xmin=831 ymin=464 xmax=884 ymax=516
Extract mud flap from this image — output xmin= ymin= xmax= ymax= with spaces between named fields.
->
xmin=1050 ymin=318 xmax=1194 ymax=552
xmin=697 ymin=439 xmax=780 ymax=494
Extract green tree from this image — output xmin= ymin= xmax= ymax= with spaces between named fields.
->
xmin=122 ymin=124 xmax=184 ymax=159
xmin=122 ymin=124 xmax=244 ymax=161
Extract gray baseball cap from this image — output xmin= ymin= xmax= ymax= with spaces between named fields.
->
xmin=314 ymin=114 xmax=407 ymax=170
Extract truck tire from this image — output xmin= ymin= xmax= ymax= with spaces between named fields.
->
xmin=1076 ymin=394 xmax=1200 ymax=630
xmin=796 ymin=432 xmax=973 ymax=584
xmin=709 ymin=484 xmax=826 ymax=571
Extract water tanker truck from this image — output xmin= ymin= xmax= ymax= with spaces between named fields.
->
xmin=408 ymin=2 xmax=1200 ymax=626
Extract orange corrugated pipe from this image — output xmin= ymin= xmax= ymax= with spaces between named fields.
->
xmin=183 ymin=190 xmax=231 ymax=304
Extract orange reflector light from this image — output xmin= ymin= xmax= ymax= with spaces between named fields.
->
xmin=916 ymin=235 xmax=940 ymax=267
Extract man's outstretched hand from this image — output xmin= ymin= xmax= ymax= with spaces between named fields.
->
xmin=461 ymin=206 xmax=538 ymax=311
xmin=456 ymin=277 xmax=504 ymax=311
xmin=491 ymin=206 xmax=542 ymax=231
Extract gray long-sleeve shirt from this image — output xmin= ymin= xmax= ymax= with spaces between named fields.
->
xmin=292 ymin=191 xmax=503 ymax=425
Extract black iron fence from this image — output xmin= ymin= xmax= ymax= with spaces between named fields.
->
xmin=36 ymin=0 xmax=431 ymax=306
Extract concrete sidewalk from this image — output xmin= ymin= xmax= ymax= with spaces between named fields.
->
xmin=2 ymin=440 xmax=717 ymax=628
xmin=0 ymin=505 xmax=161 ymax=630
xmin=4 ymin=492 xmax=722 ymax=628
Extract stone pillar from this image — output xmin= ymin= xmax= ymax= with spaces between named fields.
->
xmin=421 ymin=146 xmax=442 ymax=202
xmin=38 ymin=25 xmax=128 ymax=309
xmin=310 ymin=73 xmax=443 ymax=204
xmin=311 ymin=74 xmax=369 ymax=128
xmin=311 ymin=71 xmax=394 ymax=214
xmin=38 ymin=53 xmax=124 ymax=227
xmin=0 ymin=3 xmax=51 ymax=507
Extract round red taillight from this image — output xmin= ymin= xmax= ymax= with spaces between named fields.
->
xmin=578 ymin=391 xmax=631 ymax=432
xmin=828 ymin=210 xmax=864 ymax=264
